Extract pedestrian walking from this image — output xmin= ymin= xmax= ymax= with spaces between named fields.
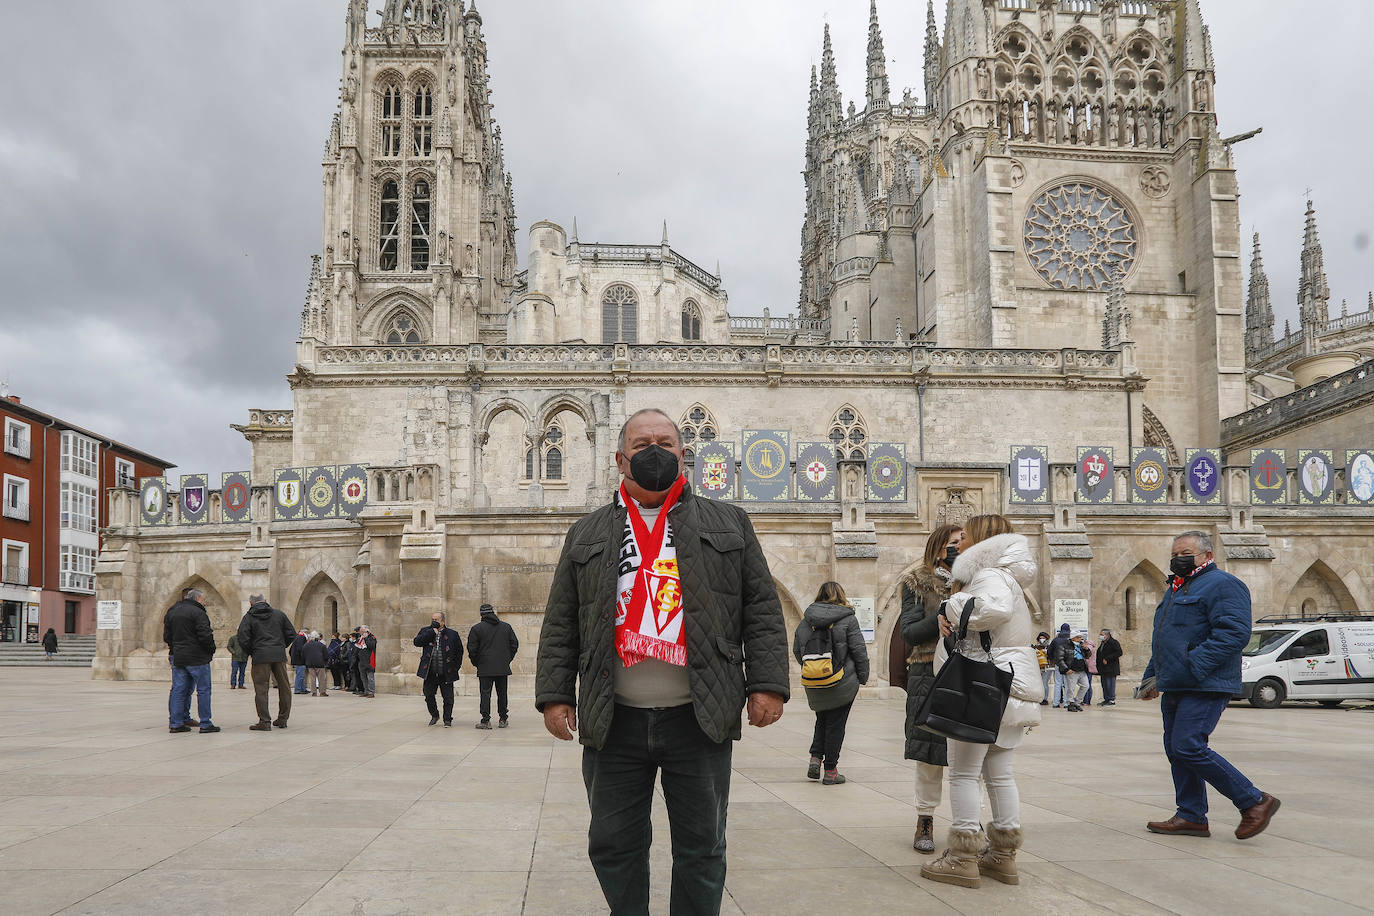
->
xmin=163 ymin=588 xmax=219 ymax=734
xmin=227 ymin=631 xmax=248 ymax=689
xmin=794 ymin=581 xmax=868 ymax=786
xmin=290 ymin=630 xmax=310 ymax=695
xmin=328 ymin=632 xmax=344 ymax=690
xmin=236 ymin=593 xmax=297 ymax=730
xmin=1140 ymin=531 xmax=1280 ymax=840
xmin=1096 ymin=628 xmax=1123 ymax=706
xmin=1061 ymin=631 xmax=1092 ymax=712
xmin=901 ymin=524 xmax=964 ymax=853
xmin=1047 ymin=623 xmax=1072 ymax=707
xmin=536 ymin=407 xmax=790 ymax=915
xmin=356 ymin=625 xmax=377 ymax=697
xmin=303 ymin=631 xmax=330 ymax=696
xmin=467 ymin=603 xmax=519 ymax=728
xmin=42 ymin=627 xmax=58 ymax=660
xmin=414 ymin=612 xmax=464 ymax=726
xmin=1033 ymin=632 xmax=1052 ymax=707
xmin=920 ymin=514 xmax=1042 ymax=889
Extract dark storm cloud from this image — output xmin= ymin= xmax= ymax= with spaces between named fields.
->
xmin=0 ymin=1 xmax=1369 ymax=483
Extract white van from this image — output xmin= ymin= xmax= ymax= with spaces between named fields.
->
xmin=1239 ymin=615 xmax=1374 ymax=708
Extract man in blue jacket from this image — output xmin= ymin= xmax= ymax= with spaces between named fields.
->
xmin=1139 ymin=531 xmax=1279 ymax=840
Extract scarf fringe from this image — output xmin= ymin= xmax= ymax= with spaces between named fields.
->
xmin=618 ymin=630 xmax=688 ymax=668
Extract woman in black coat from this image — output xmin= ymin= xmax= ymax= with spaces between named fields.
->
xmin=900 ymin=524 xmax=964 ymax=853
xmin=1095 ymin=628 xmax=1124 ymax=706
xmin=42 ymin=627 xmax=58 ymax=659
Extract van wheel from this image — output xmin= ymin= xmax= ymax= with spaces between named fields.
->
xmin=1317 ymin=700 xmax=1344 ymax=708
xmin=1249 ymin=678 xmax=1285 ymax=709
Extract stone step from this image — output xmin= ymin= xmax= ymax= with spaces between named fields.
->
xmin=0 ymin=658 xmax=93 ymax=667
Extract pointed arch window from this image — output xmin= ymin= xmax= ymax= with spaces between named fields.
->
xmin=379 ymin=179 xmax=401 ymax=271
xmin=678 ymin=404 xmax=718 ymax=463
xmin=384 ymin=309 xmax=423 ymax=344
xmin=681 ymin=300 xmax=702 ymax=341
xmin=380 ymin=84 xmax=402 ymax=158
xmin=543 ymin=424 xmax=564 ymax=481
xmin=410 ymin=179 xmax=431 ymax=271
xmin=601 ymin=284 xmax=639 ymax=344
xmin=412 ymin=85 xmax=433 ymax=157
xmin=828 ymin=405 xmax=868 ymax=460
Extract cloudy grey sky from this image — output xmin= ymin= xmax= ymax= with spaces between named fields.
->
xmin=1 ymin=1 xmax=1370 ymax=486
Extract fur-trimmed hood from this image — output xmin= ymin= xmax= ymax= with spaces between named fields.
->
xmin=951 ymin=533 xmax=1036 ymax=588
xmin=904 ymin=565 xmax=952 ymax=597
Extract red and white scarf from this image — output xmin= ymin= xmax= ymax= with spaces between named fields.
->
xmin=615 ymin=477 xmax=687 ymax=668
xmin=1170 ymin=559 xmax=1214 ymax=592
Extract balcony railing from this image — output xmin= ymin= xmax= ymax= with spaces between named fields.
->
xmin=59 ymin=571 xmax=95 ymax=594
xmin=1 ymin=565 xmax=27 ymax=585
xmin=2 ymin=502 xmax=29 ymax=522
xmin=4 ymin=436 xmax=31 ymax=459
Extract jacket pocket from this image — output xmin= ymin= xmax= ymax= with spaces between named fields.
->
xmin=715 ymin=635 xmax=744 ymax=665
xmin=568 ymin=542 xmax=606 ymax=565
xmin=700 ymin=529 xmax=744 ymax=553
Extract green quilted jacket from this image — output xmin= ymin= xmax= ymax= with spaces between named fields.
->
xmin=535 ymin=485 xmax=791 ymax=749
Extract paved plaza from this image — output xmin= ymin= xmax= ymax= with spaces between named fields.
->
xmin=1 ymin=668 xmax=1371 ymax=915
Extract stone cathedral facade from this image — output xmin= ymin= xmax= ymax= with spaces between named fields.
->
xmin=96 ymin=0 xmax=1374 ymax=694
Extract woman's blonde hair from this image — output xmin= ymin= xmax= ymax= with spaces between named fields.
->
xmin=814 ymin=581 xmax=852 ymax=608
xmin=951 ymin=514 xmax=1015 ymax=591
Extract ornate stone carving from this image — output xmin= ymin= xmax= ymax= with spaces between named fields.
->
xmin=1024 ymin=182 xmax=1137 ymax=290
xmin=1140 ymin=164 xmax=1170 ymax=199
xmin=1008 ymin=158 xmax=1026 ymax=188
xmin=936 ymin=486 xmax=981 ymax=527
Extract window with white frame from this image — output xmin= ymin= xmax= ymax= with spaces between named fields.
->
xmin=61 ymin=481 xmax=97 ymax=533
xmin=2 ymin=539 xmax=27 ymax=586
xmin=61 ymin=431 xmax=97 ymax=477
xmin=4 ymin=418 xmax=30 ymax=459
xmin=115 ymin=458 xmax=136 ymax=489
xmin=59 ymin=544 xmax=96 ymax=593
xmin=3 ymin=475 xmax=29 ymax=521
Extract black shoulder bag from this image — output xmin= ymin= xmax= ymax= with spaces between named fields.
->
xmin=914 ymin=597 xmax=1014 ymax=744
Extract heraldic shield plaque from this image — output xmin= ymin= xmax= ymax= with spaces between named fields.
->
xmin=304 ymin=466 xmax=339 ymax=519
xmin=795 ymin=442 xmax=837 ymax=501
xmin=273 ymin=468 xmax=306 ymax=520
xmin=139 ymin=477 xmax=169 ymax=526
xmin=1249 ymin=449 xmax=1287 ymax=505
xmin=337 ymin=465 xmax=369 ymax=517
xmin=1008 ymin=445 xmax=1049 ymax=504
xmin=1129 ymin=448 xmax=1168 ymax=505
xmin=1296 ymin=449 xmax=1335 ymax=506
xmin=221 ymin=472 xmax=252 ymax=522
xmin=1076 ymin=446 xmax=1114 ymax=504
xmin=179 ymin=474 xmax=210 ymax=525
xmin=1183 ymin=449 xmax=1222 ymax=505
xmin=741 ymin=430 xmax=789 ymax=502
xmin=692 ymin=442 xmax=735 ymax=500
xmin=865 ymin=443 xmax=907 ymax=502
xmin=1346 ymin=450 xmax=1374 ymax=506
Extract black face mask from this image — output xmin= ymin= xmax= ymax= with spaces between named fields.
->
xmin=944 ymin=544 xmax=960 ymax=565
xmin=628 ymin=444 xmax=681 ymax=492
xmin=1169 ymin=555 xmax=1197 ymax=578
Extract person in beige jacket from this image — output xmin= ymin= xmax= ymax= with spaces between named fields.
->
xmin=920 ymin=514 xmax=1043 ymax=889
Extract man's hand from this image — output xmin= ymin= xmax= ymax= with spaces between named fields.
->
xmin=543 ymin=703 xmax=578 ymax=740
xmin=938 ymin=614 xmax=954 ymax=638
xmin=1138 ymin=687 xmax=1160 ymax=701
xmin=747 ymin=691 xmax=784 ymax=728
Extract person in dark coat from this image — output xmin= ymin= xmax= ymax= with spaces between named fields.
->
xmin=355 ymin=625 xmax=377 ymax=697
xmin=289 ymin=630 xmax=310 ymax=694
xmin=344 ymin=632 xmax=359 ymax=692
xmin=467 ymin=603 xmax=518 ymax=728
xmin=327 ymin=632 xmax=344 ymax=690
xmin=303 ymin=631 xmax=330 ymax=696
xmin=1095 ymin=628 xmax=1124 ymax=706
xmin=900 ymin=524 xmax=964 ymax=853
xmin=42 ymin=627 xmax=58 ymax=659
xmin=164 ymin=588 xmax=218 ymax=733
xmin=414 ymin=612 xmax=465 ymax=726
xmin=792 ymin=582 xmax=868 ymax=785
xmin=235 ymin=594 xmax=297 ymax=730
xmin=1047 ymin=623 xmax=1073 ymax=707
xmin=227 ymin=632 xmax=248 ymax=688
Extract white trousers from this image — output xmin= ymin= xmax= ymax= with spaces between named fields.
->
xmin=1064 ymin=670 xmax=1088 ymax=705
xmin=914 ymin=761 xmax=944 ymax=816
xmin=947 ymin=738 xmax=1020 ymax=832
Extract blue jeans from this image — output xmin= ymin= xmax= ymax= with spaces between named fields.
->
xmin=230 ymin=660 xmax=247 ymax=688
xmin=1084 ymin=672 xmax=1094 ymax=704
xmin=583 ymin=704 xmax=732 ymax=916
xmin=1161 ymin=691 xmax=1263 ymax=823
xmin=294 ymin=664 xmax=308 ymax=693
xmin=169 ymin=664 xmax=213 ymax=728
xmin=1053 ymin=669 xmax=1067 ymax=705
xmin=1100 ymin=674 xmax=1118 ymax=703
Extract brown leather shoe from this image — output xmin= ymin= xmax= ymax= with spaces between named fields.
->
xmin=1146 ymin=816 xmax=1210 ymax=837
xmin=1235 ymin=793 xmax=1281 ymax=840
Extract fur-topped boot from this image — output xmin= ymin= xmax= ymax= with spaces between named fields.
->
xmin=919 ymin=828 xmax=985 ymax=888
xmin=977 ymin=824 xmax=1024 ymax=885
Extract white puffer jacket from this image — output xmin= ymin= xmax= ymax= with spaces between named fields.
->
xmin=934 ymin=532 xmax=1044 ymax=747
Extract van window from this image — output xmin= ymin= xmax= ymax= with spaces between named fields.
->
xmin=1244 ymin=630 xmax=1295 ymax=656
xmin=1277 ymin=629 xmax=1329 ymax=661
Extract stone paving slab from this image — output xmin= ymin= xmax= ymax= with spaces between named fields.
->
xmin=1 ymin=668 xmax=1371 ymax=915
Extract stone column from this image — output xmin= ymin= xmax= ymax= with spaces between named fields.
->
xmin=387 ymin=504 xmax=446 ymax=695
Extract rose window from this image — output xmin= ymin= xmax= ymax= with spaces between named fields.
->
xmin=1024 ymin=183 xmax=1137 ymax=290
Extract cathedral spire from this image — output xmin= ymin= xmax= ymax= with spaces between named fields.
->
xmin=923 ymin=0 xmax=940 ymax=110
xmin=820 ymin=24 xmax=842 ymax=130
xmin=1245 ymin=232 xmax=1274 ymax=357
xmin=866 ymin=0 xmax=889 ymax=111
xmin=1298 ymin=200 xmax=1331 ymax=351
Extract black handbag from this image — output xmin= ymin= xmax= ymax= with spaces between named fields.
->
xmin=915 ymin=598 xmax=1014 ymax=744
